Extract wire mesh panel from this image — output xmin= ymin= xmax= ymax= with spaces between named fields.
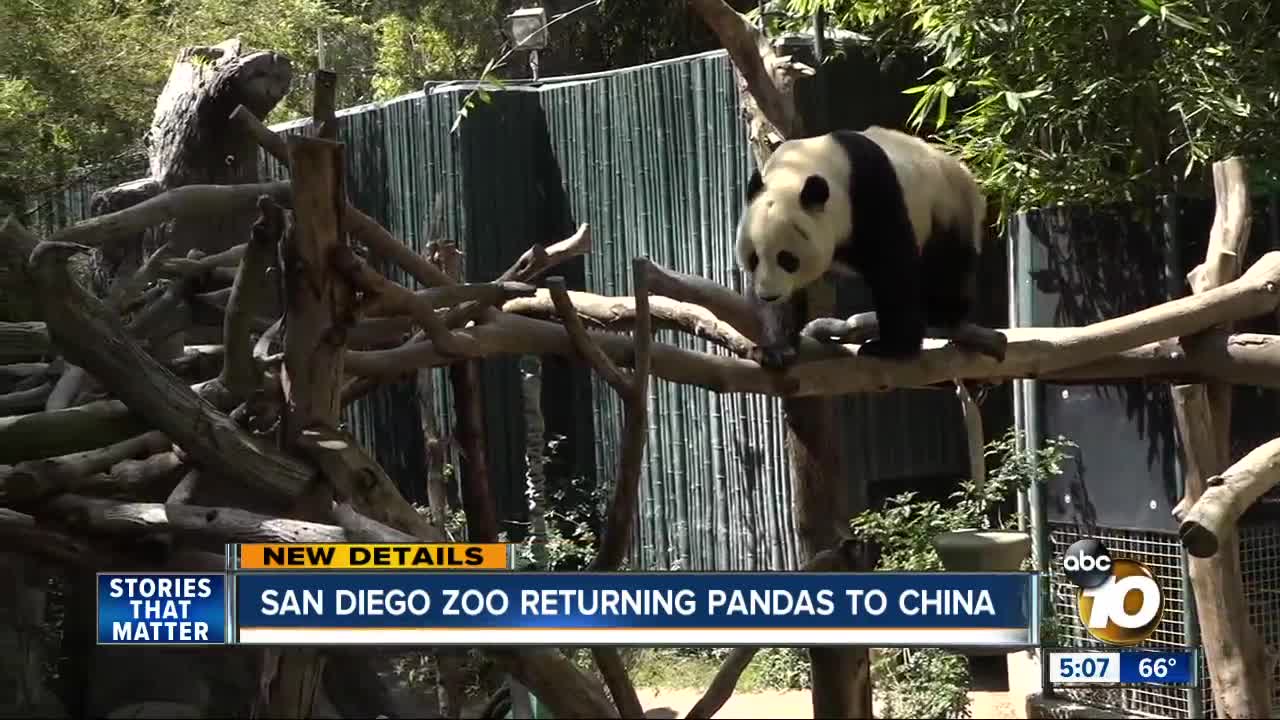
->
xmin=1048 ymin=523 xmax=1280 ymax=718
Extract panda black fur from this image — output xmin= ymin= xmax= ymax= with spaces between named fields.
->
xmin=735 ymin=126 xmax=986 ymax=367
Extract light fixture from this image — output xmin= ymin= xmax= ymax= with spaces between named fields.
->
xmin=504 ymin=7 xmax=549 ymax=51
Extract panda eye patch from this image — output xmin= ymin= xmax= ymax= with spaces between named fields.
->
xmin=777 ymin=250 xmax=800 ymax=273
xmin=747 ymin=252 xmax=759 ymax=271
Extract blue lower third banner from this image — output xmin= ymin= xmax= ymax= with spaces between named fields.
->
xmin=97 ymin=573 xmax=229 ymax=645
xmin=234 ymin=572 xmax=1038 ymax=647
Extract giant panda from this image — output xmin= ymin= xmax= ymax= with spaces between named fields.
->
xmin=735 ymin=125 xmax=987 ymax=369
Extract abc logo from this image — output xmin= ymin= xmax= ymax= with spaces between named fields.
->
xmin=1062 ymin=538 xmax=1164 ymax=646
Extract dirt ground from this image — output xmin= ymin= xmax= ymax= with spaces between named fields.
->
xmin=633 ymin=688 xmax=1023 ymax=719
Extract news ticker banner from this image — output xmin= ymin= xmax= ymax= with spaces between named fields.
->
xmin=1048 ymin=649 xmax=1198 ymax=686
xmin=98 ymin=543 xmax=1039 ymax=647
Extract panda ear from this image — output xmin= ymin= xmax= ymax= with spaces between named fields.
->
xmin=800 ymin=175 xmax=829 ymax=210
xmin=747 ymin=170 xmax=764 ymax=201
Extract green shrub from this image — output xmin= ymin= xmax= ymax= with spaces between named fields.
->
xmin=850 ymin=429 xmax=1075 ymax=719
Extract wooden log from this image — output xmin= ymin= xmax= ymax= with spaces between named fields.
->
xmin=643 ymin=260 xmax=761 ymax=341
xmin=218 ymin=197 xmax=280 ymax=402
xmin=36 ymin=494 xmax=351 ymax=545
xmin=44 ymin=363 xmax=86 ymax=411
xmin=1172 ymin=386 xmax=1271 ymax=714
xmin=503 ymin=286 xmax=754 ymax=357
xmin=0 ymin=362 xmax=56 ymax=385
xmin=3 ymin=431 xmax=170 ymax=502
xmin=802 ymin=311 xmax=1008 ymax=361
xmin=0 ymin=382 xmax=54 ymax=415
xmin=1181 ymin=437 xmax=1280 ymax=558
xmin=0 ymin=400 xmax=148 ymax=465
xmin=1169 ymin=158 xmax=1271 ymax=718
xmin=68 ymin=451 xmax=185 ymax=500
xmin=0 ymin=322 xmax=52 ymax=362
xmin=415 ymin=368 xmax=451 ymax=532
xmin=51 ymin=181 xmax=293 ymax=252
xmin=2 ymin=218 xmax=315 ymax=499
xmin=295 ymin=427 xmax=443 ymax=541
xmin=279 ymin=135 xmax=351 ymax=440
xmin=168 ymin=344 xmax=227 ymax=382
xmin=0 ymin=507 xmax=137 ymax=569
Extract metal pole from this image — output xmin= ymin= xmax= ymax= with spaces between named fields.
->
xmin=1011 ymin=211 xmax=1053 ymax=699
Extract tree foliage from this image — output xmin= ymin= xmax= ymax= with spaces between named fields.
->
xmin=0 ymin=0 xmax=754 ymax=212
xmin=779 ymin=0 xmax=1280 ymax=215
xmin=0 ymin=0 xmax=501 ymax=209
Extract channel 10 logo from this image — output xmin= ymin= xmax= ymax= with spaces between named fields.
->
xmin=1062 ymin=538 xmax=1165 ymax=645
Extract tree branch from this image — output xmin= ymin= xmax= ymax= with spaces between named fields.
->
xmin=154 ymin=243 xmax=248 ymax=280
xmin=1181 ymin=436 xmax=1280 ymax=558
xmin=229 ymin=104 xmax=455 ymax=290
xmin=503 ymin=288 xmax=754 ymax=358
xmin=108 ymin=242 xmax=179 ymax=313
xmin=218 ymin=197 xmax=280 ymax=401
xmin=547 ymin=276 xmax=628 ymax=392
xmin=686 ymin=648 xmax=758 ymax=719
xmin=295 ymin=426 xmax=444 ymax=541
xmin=686 ymin=0 xmax=802 ymax=139
xmin=590 ymin=259 xmax=654 ymax=574
xmin=48 ymin=182 xmax=292 ymax=251
xmin=591 ymin=648 xmax=644 ymax=719
xmin=497 ymin=223 xmax=593 ymax=283
xmin=643 ymin=260 xmax=760 ymax=341
xmin=344 ymin=246 xmax=1280 ymax=396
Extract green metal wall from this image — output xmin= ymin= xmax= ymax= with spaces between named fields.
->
xmin=27 ymin=48 xmax=972 ymax=571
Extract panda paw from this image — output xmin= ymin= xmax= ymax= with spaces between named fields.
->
xmin=749 ymin=343 xmax=798 ymax=371
xmin=858 ymin=338 xmax=922 ymax=362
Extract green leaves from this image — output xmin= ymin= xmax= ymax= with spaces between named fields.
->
xmin=816 ymin=0 xmax=1280 ymax=214
xmin=1 ymin=0 xmax=502 ymax=201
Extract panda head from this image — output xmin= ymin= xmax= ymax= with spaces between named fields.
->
xmin=735 ymin=144 xmax=851 ymax=304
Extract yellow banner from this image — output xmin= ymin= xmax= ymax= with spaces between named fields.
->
xmin=236 ymin=543 xmax=510 ymax=571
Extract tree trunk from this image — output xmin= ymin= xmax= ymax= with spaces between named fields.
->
xmin=262 ymin=131 xmax=353 ymax=720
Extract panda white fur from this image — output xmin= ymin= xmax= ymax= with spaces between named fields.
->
xmin=735 ymin=126 xmax=986 ymax=366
